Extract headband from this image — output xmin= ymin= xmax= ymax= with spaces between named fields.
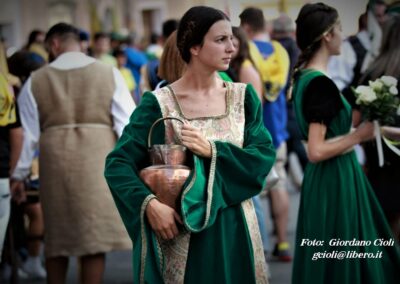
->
xmin=304 ymin=17 xmax=339 ymax=51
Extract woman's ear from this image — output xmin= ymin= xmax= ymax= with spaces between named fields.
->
xmin=322 ymin=32 xmax=332 ymax=43
xmin=322 ymin=31 xmax=333 ymax=44
xmin=190 ymin=45 xmax=200 ymax=57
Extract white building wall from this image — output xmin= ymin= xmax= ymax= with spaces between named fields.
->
xmin=0 ymin=0 xmax=22 ymax=49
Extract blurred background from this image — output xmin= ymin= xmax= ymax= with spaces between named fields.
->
xmin=1 ymin=1 xmax=398 ymax=283
xmin=0 ymin=0 xmax=387 ymax=54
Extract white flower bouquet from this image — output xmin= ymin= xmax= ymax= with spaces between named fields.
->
xmin=354 ymin=75 xmax=399 ymax=125
xmin=353 ymin=75 xmax=400 ymax=166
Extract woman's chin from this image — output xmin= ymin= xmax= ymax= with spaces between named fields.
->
xmin=217 ymin=64 xmax=230 ymax=72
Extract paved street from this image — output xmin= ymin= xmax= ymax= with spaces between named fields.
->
xmin=263 ymin=180 xmax=300 ymax=284
xmin=18 ymin=181 xmax=300 ymax=284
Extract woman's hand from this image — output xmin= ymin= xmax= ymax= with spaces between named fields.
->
xmin=10 ymin=180 xmax=26 ymax=205
xmin=381 ymin=126 xmax=400 ymax=141
xmin=354 ymin=121 xmax=375 ymax=143
xmin=181 ymin=123 xmax=212 ymax=158
xmin=145 ymin=198 xmax=182 ymax=240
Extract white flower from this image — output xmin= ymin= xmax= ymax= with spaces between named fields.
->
xmin=380 ymin=76 xmax=398 ymax=87
xmin=389 ymin=86 xmax=398 ymax=95
xmin=355 ymin=86 xmax=377 ymax=104
xmin=355 ymin=85 xmax=370 ymax=95
xmin=369 ymin=80 xmax=383 ymax=91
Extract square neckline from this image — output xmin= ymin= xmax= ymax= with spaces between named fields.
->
xmin=166 ymin=81 xmax=232 ymax=121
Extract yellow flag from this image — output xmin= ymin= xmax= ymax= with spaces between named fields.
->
xmin=0 ymin=72 xmax=16 ymax=126
xmin=0 ymin=41 xmax=16 ymax=126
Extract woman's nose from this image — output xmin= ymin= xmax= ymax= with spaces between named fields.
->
xmin=226 ymin=39 xmax=235 ymax=53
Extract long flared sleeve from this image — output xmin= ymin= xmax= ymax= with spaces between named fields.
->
xmin=181 ymin=84 xmax=276 ymax=232
xmin=104 ymin=92 xmax=164 ymax=239
xmin=104 ymin=91 xmax=166 ymax=283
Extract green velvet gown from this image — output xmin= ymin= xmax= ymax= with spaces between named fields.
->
xmin=104 ymin=82 xmax=276 ymax=283
xmin=292 ymin=69 xmax=400 ymax=284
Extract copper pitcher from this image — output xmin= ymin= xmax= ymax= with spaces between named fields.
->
xmin=139 ymin=117 xmax=191 ymax=210
xmin=147 ymin=117 xmax=187 ymax=165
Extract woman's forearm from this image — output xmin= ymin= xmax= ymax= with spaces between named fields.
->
xmin=307 ymin=122 xmax=374 ymax=163
xmin=9 ymin=127 xmax=23 ymax=175
xmin=308 ymin=132 xmax=360 ymax=162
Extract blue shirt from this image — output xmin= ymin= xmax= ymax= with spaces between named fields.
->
xmin=124 ymin=47 xmax=148 ymax=100
xmin=253 ymin=40 xmax=289 ymax=148
xmin=263 ymin=93 xmax=288 ymax=149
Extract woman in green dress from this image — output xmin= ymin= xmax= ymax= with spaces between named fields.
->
xmin=104 ymin=6 xmax=276 ymax=283
xmin=291 ymin=3 xmax=400 ymax=284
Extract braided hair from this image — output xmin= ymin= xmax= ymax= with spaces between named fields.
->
xmin=292 ymin=3 xmax=339 ymax=80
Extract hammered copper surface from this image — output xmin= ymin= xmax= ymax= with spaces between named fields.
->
xmin=149 ymin=145 xmax=187 ymax=165
xmin=140 ymin=165 xmax=191 ymax=210
xmin=140 ymin=116 xmax=190 ymax=210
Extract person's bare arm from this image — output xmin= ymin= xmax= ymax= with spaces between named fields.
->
xmin=9 ymin=126 xmax=23 ymax=174
xmin=307 ymin=121 xmax=375 ymax=163
xmin=239 ymin=64 xmax=263 ymax=102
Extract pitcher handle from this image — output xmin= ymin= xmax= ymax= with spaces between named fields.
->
xmin=147 ymin=117 xmax=185 ymax=148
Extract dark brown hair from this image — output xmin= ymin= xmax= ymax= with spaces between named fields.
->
xmin=293 ymin=3 xmax=339 ymax=74
xmin=177 ymin=6 xmax=229 ymax=63
xmin=239 ymin=7 xmax=265 ymax=32
xmin=229 ymin=26 xmax=256 ymax=81
xmin=45 ymin=22 xmax=79 ymax=43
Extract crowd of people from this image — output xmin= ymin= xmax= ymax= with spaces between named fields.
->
xmin=0 ymin=1 xmax=400 ymax=283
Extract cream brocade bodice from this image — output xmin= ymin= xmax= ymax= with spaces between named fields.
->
xmin=153 ymin=81 xmax=247 ymax=148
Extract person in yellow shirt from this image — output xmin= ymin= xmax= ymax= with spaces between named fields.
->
xmin=113 ymin=48 xmax=136 ymax=96
xmin=228 ymin=27 xmax=263 ymax=99
xmin=0 ymin=42 xmax=23 ymax=262
xmin=240 ymin=7 xmax=292 ymax=262
xmin=24 ymin=30 xmax=48 ymax=62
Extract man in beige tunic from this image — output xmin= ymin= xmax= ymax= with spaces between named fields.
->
xmin=12 ymin=23 xmax=135 ymax=284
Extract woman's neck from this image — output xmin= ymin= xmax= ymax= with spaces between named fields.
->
xmin=305 ymin=47 xmax=331 ymax=74
xmin=178 ymin=63 xmax=221 ymax=91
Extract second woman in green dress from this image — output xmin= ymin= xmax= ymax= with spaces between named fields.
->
xmin=291 ymin=3 xmax=400 ymax=284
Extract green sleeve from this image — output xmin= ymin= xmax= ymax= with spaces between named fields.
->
xmin=218 ymin=71 xmax=233 ymax=82
xmin=104 ymin=92 xmax=165 ymax=241
xmin=105 ymin=92 xmax=166 ymax=283
xmin=181 ymin=84 xmax=276 ymax=232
